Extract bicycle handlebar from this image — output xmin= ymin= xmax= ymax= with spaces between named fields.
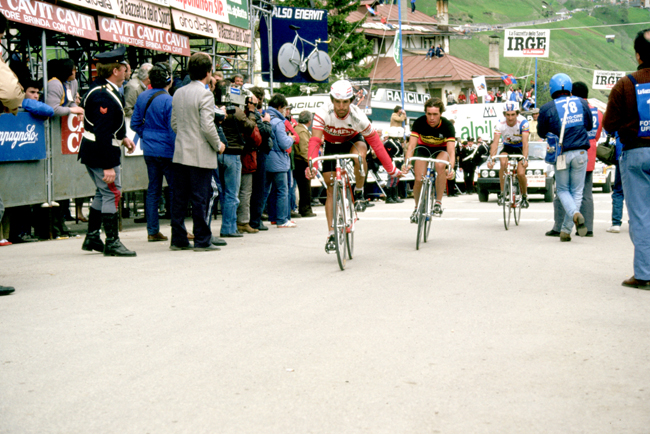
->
xmin=488 ymin=154 xmax=525 ymax=161
xmin=315 ymin=38 xmax=331 ymax=44
xmin=406 ymin=157 xmax=451 ymax=168
xmin=310 ymin=154 xmax=365 ymax=177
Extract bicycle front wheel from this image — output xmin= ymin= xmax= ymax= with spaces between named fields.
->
xmin=424 ymin=178 xmax=435 ymax=242
xmin=416 ymin=179 xmax=428 ymax=250
xmin=345 ymin=184 xmax=355 ymax=259
xmin=278 ymin=43 xmax=300 ymax=78
xmin=333 ymin=182 xmax=347 ymax=270
xmin=307 ymin=51 xmax=332 ymax=81
xmin=503 ymin=177 xmax=511 ymax=230
xmin=514 ymin=181 xmax=521 ymax=226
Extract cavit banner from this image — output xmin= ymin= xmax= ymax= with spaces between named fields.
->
xmin=0 ymin=0 xmax=97 ymax=40
xmin=99 ymin=17 xmax=190 ymax=56
xmin=61 ymin=115 xmax=144 ymax=157
xmin=0 ymin=112 xmax=46 ymax=162
xmin=260 ymin=6 xmax=328 ymax=83
xmin=504 ymin=29 xmax=550 ymax=58
xmin=592 ymin=70 xmax=626 ymax=90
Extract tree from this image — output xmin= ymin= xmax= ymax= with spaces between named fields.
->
xmin=283 ymin=0 xmax=374 ymax=79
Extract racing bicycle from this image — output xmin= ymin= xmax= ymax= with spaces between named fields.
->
xmin=408 ymin=156 xmax=451 ymax=250
xmin=310 ymin=154 xmax=364 ymax=270
xmin=490 ymin=154 xmax=525 ymax=230
xmin=277 ymin=25 xmax=332 ymax=82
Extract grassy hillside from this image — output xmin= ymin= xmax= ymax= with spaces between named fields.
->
xmin=420 ymin=0 xmax=567 ymax=24
xmin=447 ymin=6 xmax=648 ymax=104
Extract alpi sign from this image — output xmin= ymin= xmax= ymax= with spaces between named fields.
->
xmin=504 ymin=29 xmax=550 ymax=58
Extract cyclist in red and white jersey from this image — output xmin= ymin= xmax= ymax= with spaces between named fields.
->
xmin=307 ymin=80 xmax=402 ymax=252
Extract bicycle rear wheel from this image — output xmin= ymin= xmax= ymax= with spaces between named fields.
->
xmin=345 ymin=183 xmax=355 ymax=259
xmin=502 ymin=177 xmax=511 ymax=230
xmin=307 ymin=51 xmax=332 ymax=81
xmin=416 ymin=179 xmax=428 ymax=250
xmin=333 ymin=182 xmax=347 ymax=270
xmin=278 ymin=43 xmax=300 ymax=78
xmin=424 ymin=177 xmax=434 ymax=242
xmin=513 ymin=181 xmax=521 ymax=226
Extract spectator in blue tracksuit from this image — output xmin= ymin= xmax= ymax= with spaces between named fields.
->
xmin=131 ymin=63 xmax=176 ymax=242
xmin=537 ymin=73 xmax=592 ymax=241
xmin=265 ymin=93 xmax=297 ymax=228
xmin=606 ymin=132 xmax=625 ymax=233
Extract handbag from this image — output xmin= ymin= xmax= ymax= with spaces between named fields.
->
xmin=545 ymin=103 xmax=569 ymax=164
xmin=596 ymin=135 xmax=617 ymax=165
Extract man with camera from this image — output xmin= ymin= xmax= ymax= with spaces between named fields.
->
xmin=218 ymin=96 xmax=259 ymax=237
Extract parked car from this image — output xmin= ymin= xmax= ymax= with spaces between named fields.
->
xmin=475 ymin=141 xmax=555 ymax=202
xmin=592 ymin=162 xmax=615 ymax=193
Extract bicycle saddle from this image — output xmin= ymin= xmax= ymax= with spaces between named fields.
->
xmin=289 ymin=25 xmax=301 ymax=30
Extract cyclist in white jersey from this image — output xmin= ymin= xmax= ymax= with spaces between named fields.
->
xmin=307 ymin=80 xmax=402 ymax=253
xmin=487 ymin=101 xmax=531 ymax=208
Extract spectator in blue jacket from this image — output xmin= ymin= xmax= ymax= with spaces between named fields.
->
xmin=131 ymin=63 xmax=176 ymax=242
xmin=265 ymin=93 xmax=297 ymax=228
xmin=537 ymin=73 xmax=593 ymax=242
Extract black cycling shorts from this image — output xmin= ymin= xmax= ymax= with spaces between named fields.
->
xmin=321 ymin=134 xmax=365 ymax=173
xmin=501 ymin=145 xmax=523 ymax=156
xmin=413 ymin=146 xmax=447 ymax=160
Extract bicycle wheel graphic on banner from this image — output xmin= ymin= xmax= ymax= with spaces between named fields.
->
xmin=278 ymin=43 xmax=301 ymax=78
xmin=308 ymin=51 xmax=332 ymax=81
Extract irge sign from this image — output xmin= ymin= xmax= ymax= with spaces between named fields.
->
xmin=592 ymin=70 xmax=626 ymax=90
xmin=61 ymin=115 xmax=84 ymax=154
xmin=504 ymin=29 xmax=550 ymax=58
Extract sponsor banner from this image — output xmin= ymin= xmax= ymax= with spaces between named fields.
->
xmin=169 ymin=0 xmax=228 ymax=24
xmin=260 ymin=6 xmax=328 ymax=83
xmin=216 ymin=21 xmax=251 ymax=47
xmin=592 ymin=70 xmax=625 ymax=90
xmin=472 ymin=76 xmax=488 ymax=98
xmin=0 ymin=112 xmax=46 ymax=162
xmin=446 ymin=103 xmax=508 ymax=141
xmin=99 ymin=17 xmax=190 ymax=56
xmin=350 ymin=78 xmax=372 ymax=114
xmin=504 ymin=29 xmax=550 ymax=58
xmin=61 ymin=115 xmax=144 ymax=156
xmin=116 ymin=0 xmax=172 ymax=30
xmin=0 ymin=0 xmax=97 ymax=40
xmin=57 ymin=0 xmax=118 ymax=16
xmin=376 ymin=89 xmax=430 ymax=106
xmin=226 ymin=0 xmax=248 ymax=29
xmin=172 ymin=8 xmax=217 ymax=38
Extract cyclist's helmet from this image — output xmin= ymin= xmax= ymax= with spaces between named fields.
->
xmin=549 ymin=73 xmax=572 ymax=98
xmin=330 ymin=80 xmax=354 ymax=101
xmin=504 ymin=101 xmax=518 ymax=112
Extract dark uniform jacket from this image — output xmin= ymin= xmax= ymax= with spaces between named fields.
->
xmin=78 ymin=78 xmax=127 ymax=169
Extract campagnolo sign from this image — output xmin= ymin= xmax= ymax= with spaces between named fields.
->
xmin=0 ymin=112 xmax=46 ymax=162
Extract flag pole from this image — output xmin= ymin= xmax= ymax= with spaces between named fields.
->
xmin=534 ymin=57 xmax=538 ymax=108
xmin=399 ymin=0 xmax=405 ymax=111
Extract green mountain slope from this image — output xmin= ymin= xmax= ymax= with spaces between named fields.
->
xmin=433 ymin=3 xmax=649 ymax=103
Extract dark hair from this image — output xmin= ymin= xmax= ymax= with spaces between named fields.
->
xmin=298 ymin=110 xmax=312 ymax=124
xmin=572 ymin=81 xmax=589 ymax=99
xmin=393 ymin=105 xmax=401 ymax=113
xmin=188 ymin=53 xmax=212 ymax=81
xmin=269 ymin=93 xmax=288 ymax=109
xmin=52 ymin=59 xmax=75 ymax=82
xmin=23 ymin=78 xmax=41 ymax=90
xmin=424 ymin=97 xmax=445 ymax=113
xmin=250 ymin=86 xmax=265 ymax=101
xmin=149 ymin=63 xmax=172 ymax=89
xmin=634 ymin=29 xmax=650 ymax=65
xmin=0 ymin=14 xmax=6 ymax=34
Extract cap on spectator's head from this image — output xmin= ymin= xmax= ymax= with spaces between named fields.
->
xmin=504 ymin=101 xmax=518 ymax=112
xmin=531 ymin=108 xmax=540 ymax=114
xmin=94 ymin=46 xmax=128 ymax=65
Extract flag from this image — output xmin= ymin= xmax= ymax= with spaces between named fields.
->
xmin=501 ymin=74 xmax=517 ymax=86
xmin=472 ymin=76 xmax=488 ymax=98
xmin=393 ymin=28 xmax=401 ymax=66
xmin=366 ymin=4 xmax=376 ymax=15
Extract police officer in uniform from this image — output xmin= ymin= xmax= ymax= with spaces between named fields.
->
xmin=79 ymin=46 xmax=137 ymax=257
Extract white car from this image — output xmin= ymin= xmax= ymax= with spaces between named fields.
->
xmin=475 ymin=142 xmax=556 ymax=202
xmin=592 ymin=162 xmax=615 ymax=193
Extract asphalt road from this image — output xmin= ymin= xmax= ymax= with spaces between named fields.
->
xmin=1 ymin=191 xmax=647 ymax=434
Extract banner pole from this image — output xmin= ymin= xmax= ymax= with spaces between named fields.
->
xmin=535 ymin=57 xmax=538 ymax=108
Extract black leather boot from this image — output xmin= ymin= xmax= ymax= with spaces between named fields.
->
xmin=102 ymin=213 xmax=136 ymax=257
xmin=392 ymin=186 xmax=404 ymax=203
xmin=82 ymin=207 xmax=104 ymax=252
xmin=385 ymin=187 xmax=397 ymax=203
